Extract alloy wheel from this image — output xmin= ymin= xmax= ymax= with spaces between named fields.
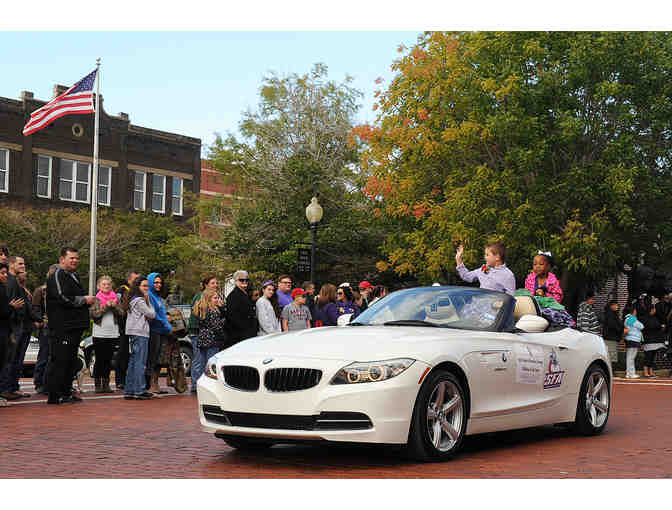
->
xmin=584 ymin=370 xmax=609 ymax=428
xmin=426 ymin=380 xmax=464 ymax=452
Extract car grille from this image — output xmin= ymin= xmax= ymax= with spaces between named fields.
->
xmin=201 ymin=407 xmax=373 ymax=431
xmin=264 ymin=368 xmax=322 ymax=392
xmin=222 ymin=366 xmax=260 ymax=391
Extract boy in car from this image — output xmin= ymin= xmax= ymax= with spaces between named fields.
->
xmin=455 ymin=241 xmax=516 ymax=295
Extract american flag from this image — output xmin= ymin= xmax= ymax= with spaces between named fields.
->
xmin=23 ymin=69 xmax=98 ymax=136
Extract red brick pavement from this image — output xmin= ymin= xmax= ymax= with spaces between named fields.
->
xmin=1 ymin=378 xmax=672 ymax=478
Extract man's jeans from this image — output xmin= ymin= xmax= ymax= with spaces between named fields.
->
xmin=191 ymin=336 xmax=218 ymax=391
xmin=125 ymin=335 xmax=149 ymax=396
xmin=34 ymin=327 xmax=50 ymax=388
xmin=0 ymin=327 xmax=31 ymax=393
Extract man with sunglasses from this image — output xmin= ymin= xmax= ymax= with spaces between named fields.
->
xmin=225 ymin=270 xmax=258 ymax=346
xmin=276 ymin=275 xmax=293 ymax=309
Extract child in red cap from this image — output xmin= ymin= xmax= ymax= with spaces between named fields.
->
xmin=281 ymin=288 xmax=312 ymax=332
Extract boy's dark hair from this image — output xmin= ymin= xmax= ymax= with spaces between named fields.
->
xmin=623 ymin=303 xmax=635 ymax=316
xmin=60 ymin=246 xmax=78 ymax=257
xmin=302 ymin=281 xmax=315 ymax=290
xmin=485 ymin=242 xmax=507 ymax=263
xmin=0 ymin=245 xmax=8 ymax=256
xmin=585 ymin=289 xmax=595 ymax=300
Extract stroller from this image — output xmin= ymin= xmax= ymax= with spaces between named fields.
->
xmin=161 ymin=307 xmax=188 ymax=393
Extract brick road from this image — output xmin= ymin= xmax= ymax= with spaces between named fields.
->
xmin=1 ymin=377 xmax=671 ymax=478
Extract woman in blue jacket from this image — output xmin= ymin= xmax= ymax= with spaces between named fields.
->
xmin=623 ymin=303 xmax=644 ymax=379
xmin=147 ymin=273 xmax=172 ymax=394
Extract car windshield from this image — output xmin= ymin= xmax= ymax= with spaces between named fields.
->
xmin=352 ymin=286 xmax=513 ymax=331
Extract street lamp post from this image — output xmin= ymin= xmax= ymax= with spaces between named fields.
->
xmin=305 ymin=196 xmax=323 ymax=285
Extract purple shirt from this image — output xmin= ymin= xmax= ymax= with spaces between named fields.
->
xmin=277 ymin=290 xmax=293 ymax=309
xmin=456 ymin=263 xmax=516 ymax=295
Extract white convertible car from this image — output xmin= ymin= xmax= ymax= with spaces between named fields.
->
xmin=197 ymin=286 xmax=611 ymax=461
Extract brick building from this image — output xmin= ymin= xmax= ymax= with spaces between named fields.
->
xmin=0 ymin=84 xmax=200 ymax=217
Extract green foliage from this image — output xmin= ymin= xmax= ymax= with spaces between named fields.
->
xmin=206 ymin=64 xmax=392 ymax=285
xmin=0 ymin=205 xmax=194 ymax=292
xmin=360 ymin=32 xmax=672 ymax=284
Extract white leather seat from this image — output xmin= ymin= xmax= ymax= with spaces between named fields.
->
xmin=513 ymin=295 xmax=537 ymax=321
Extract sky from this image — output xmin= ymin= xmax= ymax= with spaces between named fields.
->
xmin=0 ymin=31 xmax=419 ymax=154
xmin=1 ymin=0 xmax=668 ymax=156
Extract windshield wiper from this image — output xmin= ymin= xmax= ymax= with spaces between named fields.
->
xmin=383 ymin=320 xmax=441 ymax=327
xmin=348 ymin=322 xmax=371 ymax=326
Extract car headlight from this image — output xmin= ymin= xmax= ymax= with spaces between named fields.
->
xmin=330 ymin=358 xmax=415 ymax=385
xmin=204 ymin=362 xmax=218 ymax=380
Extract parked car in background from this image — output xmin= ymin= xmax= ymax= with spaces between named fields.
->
xmin=81 ymin=333 xmax=193 ymax=377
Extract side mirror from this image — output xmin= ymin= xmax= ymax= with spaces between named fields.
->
xmin=515 ymin=314 xmax=549 ymax=333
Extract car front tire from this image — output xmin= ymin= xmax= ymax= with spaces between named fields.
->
xmin=572 ymin=363 xmax=610 ymax=435
xmin=407 ymin=369 xmax=467 ymax=461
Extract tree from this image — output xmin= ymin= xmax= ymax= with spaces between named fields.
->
xmin=357 ymin=32 xmax=672 ymax=287
xmin=0 ymin=205 xmax=211 ymax=295
xmin=208 ymin=63 xmax=389 ymax=284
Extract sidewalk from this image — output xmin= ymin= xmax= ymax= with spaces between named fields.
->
xmin=612 ymin=368 xmax=672 ymax=380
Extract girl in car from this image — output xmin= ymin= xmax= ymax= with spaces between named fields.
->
xmin=525 ymin=251 xmax=563 ymax=304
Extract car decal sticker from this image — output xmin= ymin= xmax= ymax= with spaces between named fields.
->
xmin=514 ymin=343 xmax=544 ymax=384
xmin=543 ymin=349 xmax=565 ymax=390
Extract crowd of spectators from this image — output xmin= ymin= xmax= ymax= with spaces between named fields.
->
xmin=2 ymin=238 xmax=671 ymax=407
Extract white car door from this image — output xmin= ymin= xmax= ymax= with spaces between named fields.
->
xmin=512 ymin=329 xmax=580 ymax=423
xmin=461 ymin=333 xmax=518 ymax=418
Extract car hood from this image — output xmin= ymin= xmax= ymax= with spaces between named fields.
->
xmin=216 ymin=326 xmax=479 ymax=363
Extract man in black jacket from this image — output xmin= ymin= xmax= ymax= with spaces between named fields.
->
xmin=0 ymin=262 xmax=25 ymax=406
xmin=0 ymin=255 xmax=41 ymax=400
xmin=225 ymin=270 xmax=257 ymax=347
xmin=46 ymin=247 xmax=95 ymax=404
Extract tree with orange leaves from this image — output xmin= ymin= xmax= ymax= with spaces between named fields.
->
xmin=358 ymin=31 xmax=672 ymax=291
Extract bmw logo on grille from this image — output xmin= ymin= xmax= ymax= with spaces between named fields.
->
xmin=263 ymin=358 xmax=273 ymax=365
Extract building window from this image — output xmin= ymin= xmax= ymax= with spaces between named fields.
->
xmin=172 ymin=177 xmax=183 ymax=216
xmin=60 ymin=159 xmax=90 ymax=203
xmin=97 ymin=166 xmax=111 ymax=206
xmin=37 ymin=155 xmax=52 ymax=198
xmin=134 ymin=171 xmax=146 ymax=210
xmin=0 ymin=149 xmax=8 ymax=193
xmin=152 ymin=174 xmax=166 ymax=213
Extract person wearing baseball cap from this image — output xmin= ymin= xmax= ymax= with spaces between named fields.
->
xmin=358 ymin=281 xmax=373 ymax=312
xmin=280 ymin=288 xmax=312 ymax=332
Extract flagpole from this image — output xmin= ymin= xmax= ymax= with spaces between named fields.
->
xmin=88 ymin=58 xmax=101 ymax=295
